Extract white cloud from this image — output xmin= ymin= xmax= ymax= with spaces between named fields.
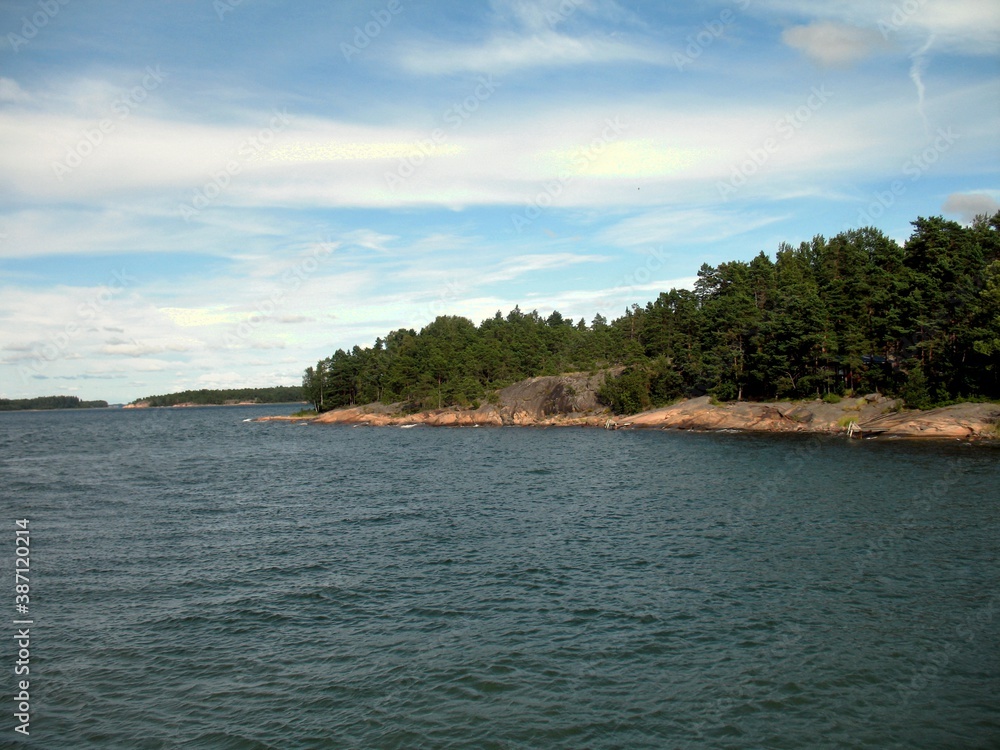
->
xmin=492 ymin=0 xmax=636 ymax=32
xmin=98 ymin=341 xmax=189 ymax=357
xmin=340 ymin=229 xmax=396 ymax=253
xmin=0 ymin=78 xmax=30 ymax=102
xmin=490 ymin=252 xmax=607 ymax=282
xmin=1 ymin=70 xmax=993 ymax=223
xmin=899 ymin=3 xmax=1000 ymax=54
xmin=754 ymin=0 xmax=1000 ymax=55
xmin=782 ymin=22 xmax=889 ymax=66
xmin=159 ymin=307 xmax=239 ymax=328
xmin=599 ymin=208 xmax=789 ymax=249
xmin=397 ymin=31 xmax=666 ymax=75
xmin=397 ymin=0 xmax=660 ymax=74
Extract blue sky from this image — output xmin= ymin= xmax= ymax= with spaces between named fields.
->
xmin=1 ymin=0 xmax=998 ymax=403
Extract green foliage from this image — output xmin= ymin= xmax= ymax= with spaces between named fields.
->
xmin=302 ymin=211 xmax=1000 ymax=413
xmin=598 ymin=368 xmax=651 ymax=415
xmin=900 ymin=365 xmax=932 ymax=410
xmin=132 ymin=386 xmax=303 ymax=408
xmin=0 ymin=396 xmax=108 ymax=411
xmin=822 ymin=392 xmax=842 ymax=404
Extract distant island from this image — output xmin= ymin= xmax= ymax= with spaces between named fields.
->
xmin=0 ymin=395 xmax=109 ymax=411
xmin=126 ymin=386 xmax=304 ymax=408
xmin=300 ymin=214 xmax=1000 ymax=420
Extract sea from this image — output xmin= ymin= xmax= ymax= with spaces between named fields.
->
xmin=1 ymin=404 xmax=998 ymax=749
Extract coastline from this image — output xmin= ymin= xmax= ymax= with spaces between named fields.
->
xmin=125 ymin=400 xmax=308 ymax=409
xmin=258 ymin=389 xmax=1000 ymax=442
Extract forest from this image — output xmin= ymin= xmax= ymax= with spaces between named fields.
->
xmin=131 ymin=386 xmax=305 ymax=407
xmin=302 ymin=214 xmax=1000 ymax=415
xmin=0 ymin=396 xmax=109 ymax=411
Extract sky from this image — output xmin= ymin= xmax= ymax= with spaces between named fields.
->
xmin=1 ymin=0 xmax=998 ymax=404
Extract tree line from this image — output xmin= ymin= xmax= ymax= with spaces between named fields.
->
xmin=131 ymin=386 xmax=305 ymax=407
xmin=303 ymin=213 xmax=1000 ymax=414
xmin=0 ymin=396 xmax=109 ymax=411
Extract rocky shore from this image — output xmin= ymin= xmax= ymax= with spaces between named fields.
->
xmin=258 ymin=373 xmax=999 ymax=441
xmin=621 ymin=395 xmax=999 ymax=441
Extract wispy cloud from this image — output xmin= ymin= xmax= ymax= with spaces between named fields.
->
xmin=397 ymin=0 xmax=664 ymax=74
xmin=0 ymin=77 xmax=30 ymax=102
xmin=0 ymin=1 xmax=996 ymax=402
xmin=909 ymin=34 xmax=935 ymax=138
xmin=753 ymin=0 xmax=1000 ymax=54
xmin=397 ymin=32 xmax=667 ymax=75
xmin=600 ymin=208 xmax=789 ymax=249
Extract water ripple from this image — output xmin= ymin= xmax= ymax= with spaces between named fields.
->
xmin=1 ymin=407 xmax=997 ymax=748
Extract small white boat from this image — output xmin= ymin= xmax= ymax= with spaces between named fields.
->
xmin=399 ymin=424 xmax=418 ymax=429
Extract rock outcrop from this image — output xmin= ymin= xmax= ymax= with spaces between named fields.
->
xmin=624 ymin=394 xmax=900 ymax=433
xmin=260 ymin=377 xmax=1000 ymax=442
xmin=622 ymin=395 xmax=998 ymax=440
xmin=303 ymin=371 xmax=614 ymax=427
xmin=846 ymin=401 xmax=1000 ymax=440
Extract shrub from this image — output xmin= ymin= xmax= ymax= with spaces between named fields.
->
xmin=710 ymin=382 xmax=739 ymax=402
xmin=598 ymin=368 xmax=651 ymax=415
xmin=900 ymin=365 xmax=932 ymax=410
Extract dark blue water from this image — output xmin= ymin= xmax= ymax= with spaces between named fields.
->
xmin=2 ymin=406 xmax=998 ymax=749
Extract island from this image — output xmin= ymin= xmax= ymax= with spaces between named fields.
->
xmin=279 ymin=214 xmax=999 ymax=441
xmin=125 ymin=386 xmax=304 ymax=408
xmin=0 ymin=396 xmax=109 ymax=411
xmin=262 ymin=371 xmax=1000 ymax=440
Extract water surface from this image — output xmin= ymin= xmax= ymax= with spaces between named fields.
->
xmin=2 ymin=406 xmax=998 ymax=748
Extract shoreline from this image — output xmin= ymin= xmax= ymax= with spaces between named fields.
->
xmin=257 ymin=394 xmax=1000 ymax=443
xmin=125 ymin=400 xmax=308 ymax=409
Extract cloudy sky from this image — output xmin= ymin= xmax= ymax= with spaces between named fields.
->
xmin=1 ymin=0 xmax=998 ymax=403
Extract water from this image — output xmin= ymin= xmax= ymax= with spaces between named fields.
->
xmin=2 ymin=406 xmax=998 ymax=749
